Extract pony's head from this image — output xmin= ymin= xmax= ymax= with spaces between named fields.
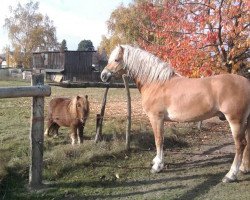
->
xmin=101 ymin=45 xmax=126 ymax=82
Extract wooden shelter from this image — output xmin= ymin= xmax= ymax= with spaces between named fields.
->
xmin=32 ymin=50 xmax=102 ymax=82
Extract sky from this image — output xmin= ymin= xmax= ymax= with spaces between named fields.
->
xmin=0 ymin=0 xmax=132 ymax=53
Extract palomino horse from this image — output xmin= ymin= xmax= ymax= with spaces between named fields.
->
xmin=101 ymin=45 xmax=250 ymax=183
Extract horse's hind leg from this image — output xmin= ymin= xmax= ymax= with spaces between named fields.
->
xmin=44 ymin=120 xmax=54 ymax=136
xmin=45 ymin=122 xmax=59 ymax=137
xmin=148 ymin=115 xmax=164 ymax=173
xmin=240 ymin=116 xmax=250 ymax=174
xmin=222 ymin=119 xmax=246 ymax=183
xmin=51 ymin=123 xmax=60 ymax=137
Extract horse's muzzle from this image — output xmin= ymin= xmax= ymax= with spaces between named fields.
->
xmin=101 ymin=69 xmax=112 ymax=82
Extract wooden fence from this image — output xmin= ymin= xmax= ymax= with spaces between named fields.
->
xmin=0 ymin=74 xmax=51 ymax=189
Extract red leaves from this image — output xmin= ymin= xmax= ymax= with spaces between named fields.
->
xmin=206 ymin=32 xmax=218 ymax=43
xmin=136 ymin=0 xmax=249 ymax=76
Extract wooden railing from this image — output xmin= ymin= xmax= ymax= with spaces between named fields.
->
xmin=0 ymin=74 xmax=51 ymax=189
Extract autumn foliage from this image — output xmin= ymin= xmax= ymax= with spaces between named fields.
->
xmin=137 ymin=0 xmax=250 ymax=77
xmin=102 ymin=0 xmax=249 ymax=77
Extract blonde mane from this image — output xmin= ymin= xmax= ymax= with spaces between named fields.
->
xmin=121 ymin=45 xmax=175 ymax=84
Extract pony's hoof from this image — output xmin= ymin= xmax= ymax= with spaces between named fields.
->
xmin=222 ymin=176 xmax=237 ymax=183
xmin=44 ymin=129 xmax=49 ymax=136
xmin=150 ymin=168 xmax=159 ymax=174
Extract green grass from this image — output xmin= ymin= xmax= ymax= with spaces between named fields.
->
xmin=0 ymin=80 xmax=250 ymax=200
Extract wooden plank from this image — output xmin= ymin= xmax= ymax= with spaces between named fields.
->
xmin=122 ymin=74 xmax=131 ymax=150
xmin=0 ymin=85 xmax=51 ymax=98
xmin=95 ymin=86 xmax=109 ymax=143
xmin=29 ymin=74 xmax=46 ymax=189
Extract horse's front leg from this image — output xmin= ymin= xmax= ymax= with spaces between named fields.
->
xmin=149 ymin=115 xmax=165 ymax=173
xmin=70 ymin=126 xmax=77 ymax=145
xmin=77 ymin=123 xmax=84 ymax=144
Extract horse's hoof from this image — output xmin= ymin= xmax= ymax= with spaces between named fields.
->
xmin=240 ymin=169 xmax=250 ymax=174
xmin=222 ymin=176 xmax=237 ymax=183
xmin=239 ymin=166 xmax=250 ymax=174
xmin=150 ymin=163 xmax=164 ymax=174
xmin=151 ymin=157 xmax=160 ymax=165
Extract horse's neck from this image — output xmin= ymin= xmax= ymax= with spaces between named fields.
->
xmin=132 ymin=73 xmax=180 ymax=93
xmin=133 ymin=78 xmax=143 ymax=93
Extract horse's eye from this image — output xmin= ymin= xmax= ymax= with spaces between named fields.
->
xmin=115 ymin=59 xmax=119 ymax=62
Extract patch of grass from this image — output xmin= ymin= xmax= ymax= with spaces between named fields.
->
xmin=0 ymin=80 xmax=250 ymax=200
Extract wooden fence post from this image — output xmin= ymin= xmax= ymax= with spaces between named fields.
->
xmin=95 ymin=86 xmax=109 ymax=143
xmin=122 ymin=75 xmax=131 ymax=150
xmin=29 ymin=74 xmax=45 ymax=189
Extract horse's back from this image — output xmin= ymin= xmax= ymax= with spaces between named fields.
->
xmin=141 ymin=73 xmax=250 ymax=122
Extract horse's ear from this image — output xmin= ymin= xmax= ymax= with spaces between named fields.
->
xmin=85 ymin=95 xmax=88 ymax=100
xmin=119 ymin=45 xmax=124 ymax=55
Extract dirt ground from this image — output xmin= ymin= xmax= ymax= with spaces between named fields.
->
xmin=1 ymin=84 xmax=249 ymax=200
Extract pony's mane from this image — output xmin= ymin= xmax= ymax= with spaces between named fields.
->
xmin=121 ymin=45 xmax=175 ymax=84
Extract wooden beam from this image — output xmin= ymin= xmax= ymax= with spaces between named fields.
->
xmin=0 ymin=85 xmax=51 ymax=98
xmin=122 ymin=74 xmax=131 ymax=150
xmin=95 ymin=86 xmax=109 ymax=143
xmin=29 ymin=74 xmax=46 ymax=189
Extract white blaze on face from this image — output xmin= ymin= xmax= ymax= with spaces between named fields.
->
xmin=101 ymin=46 xmax=122 ymax=82
xmin=100 ymin=68 xmax=112 ymax=82
xmin=108 ymin=46 xmax=120 ymax=63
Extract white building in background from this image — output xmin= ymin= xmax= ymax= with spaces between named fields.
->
xmin=1 ymin=61 xmax=7 ymax=68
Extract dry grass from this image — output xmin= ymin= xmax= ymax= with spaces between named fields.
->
xmin=0 ymin=80 xmax=250 ymax=200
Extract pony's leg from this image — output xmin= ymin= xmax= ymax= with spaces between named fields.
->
xmin=77 ymin=124 xmax=84 ymax=144
xmin=52 ymin=123 xmax=60 ymax=137
xmin=149 ymin=115 xmax=164 ymax=173
xmin=44 ymin=120 xmax=53 ymax=136
xmin=240 ymin=117 xmax=250 ymax=174
xmin=55 ymin=124 xmax=60 ymax=136
xmin=44 ymin=128 xmax=49 ymax=136
xmin=197 ymin=121 xmax=202 ymax=131
xmin=222 ymin=120 xmax=246 ymax=183
xmin=70 ymin=126 xmax=77 ymax=145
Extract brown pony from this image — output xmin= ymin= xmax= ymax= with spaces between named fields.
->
xmin=44 ymin=95 xmax=90 ymax=145
xmin=101 ymin=45 xmax=250 ymax=183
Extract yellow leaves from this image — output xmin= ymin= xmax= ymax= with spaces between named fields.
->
xmin=190 ymin=68 xmax=201 ymax=78
xmin=4 ymin=1 xmax=57 ymax=68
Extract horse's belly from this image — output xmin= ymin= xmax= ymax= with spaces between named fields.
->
xmin=165 ymin=108 xmax=216 ymax=122
xmin=52 ymin=116 xmax=70 ymax=127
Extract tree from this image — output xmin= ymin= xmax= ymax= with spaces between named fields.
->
xmin=99 ymin=1 xmax=149 ymax=55
xmin=60 ymin=39 xmax=68 ymax=51
xmin=77 ymin=40 xmax=94 ymax=51
xmin=103 ymin=0 xmax=249 ymax=76
xmin=4 ymin=1 xmax=58 ymax=68
xmin=137 ymin=0 xmax=250 ymax=77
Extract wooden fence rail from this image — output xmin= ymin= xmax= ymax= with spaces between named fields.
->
xmin=0 ymin=74 xmax=51 ymax=189
xmin=0 ymin=85 xmax=51 ymax=98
